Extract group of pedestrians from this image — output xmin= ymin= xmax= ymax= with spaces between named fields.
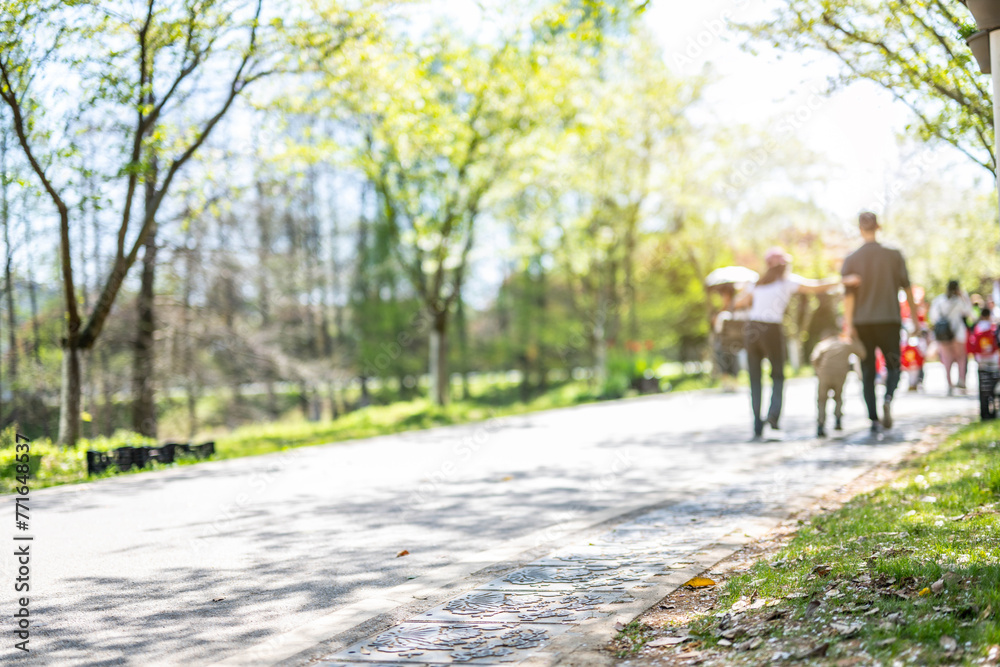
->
xmin=729 ymin=212 xmax=929 ymax=441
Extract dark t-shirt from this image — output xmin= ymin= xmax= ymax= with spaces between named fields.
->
xmin=841 ymin=242 xmax=910 ymax=325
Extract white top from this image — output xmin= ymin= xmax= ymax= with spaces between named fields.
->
xmin=748 ymin=275 xmax=804 ymax=324
xmin=929 ymin=293 xmax=973 ymax=344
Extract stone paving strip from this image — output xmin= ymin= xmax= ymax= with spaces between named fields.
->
xmin=314 ymin=427 xmax=936 ymax=667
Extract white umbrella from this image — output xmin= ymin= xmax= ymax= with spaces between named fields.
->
xmin=705 ymin=266 xmax=759 ymax=288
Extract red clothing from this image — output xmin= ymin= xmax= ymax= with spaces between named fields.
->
xmin=901 ymin=341 xmax=924 ymax=371
xmin=970 ymin=320 xmax=999 ymax=364
xmin=898 ymin=298 xmax=927 ymax=326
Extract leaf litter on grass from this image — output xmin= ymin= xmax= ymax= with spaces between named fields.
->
xmin=607 ymin=421 xmax=1000 ymax=666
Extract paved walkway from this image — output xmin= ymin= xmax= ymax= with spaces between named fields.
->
xmin=3 ymin=367 xmax=976 ymax=665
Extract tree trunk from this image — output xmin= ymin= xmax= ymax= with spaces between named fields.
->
xmin=131 ymin=220 xmax=157 ymax=436
xmin=537 ymin=266 xmax=548 ymax=391
xmin=456 ymin=296 xmax=470 ymax=400
xmin=228 ymin=382 xmax=243 ymax=429
xmin=327 ymin=380 xmax=340 ymax=420
xmin=309 ymin=386 xmax=320 ymax=422
xmin=624 ymin=206 xmax=639 ymax=344
xmin=180 ymin=237 xmax=198 ymax=439
xmin=3 ymin=217 xmax=16 ymax=389
xmin=186 ymin=382 xmax=198 ymax=440
xmin=57 ymin=341 xmax=82 ymax=446
xmin=329 ymin=177 xmax=345 ymax=345
xmin=593 ymin=293 xmax=607 ymax=385
xmin=99 ymin=347 xmax=112 ymax=437
xmin=2 ymin=127 xmax=16 ymax=392
xmin=27 ymin=266 xmax=39 ymax=364
xmin=429 ymin=310 xmax=449 ymax=405
xmin=132 ymin=151 xmax=158 ymax=437
xmin=298 ymin=381 xmax=310 ymax=418
xmin=358 ymin=376 xmax=370 ymax=408
xmin=265 ymin=381 xmax=278 ymax=418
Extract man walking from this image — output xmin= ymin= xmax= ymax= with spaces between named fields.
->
xmin=841 ymin=212 xmax=918 ymax=433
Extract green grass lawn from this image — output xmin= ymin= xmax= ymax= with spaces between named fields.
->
xmin=0 ymin=373 xmax=711 ymax=494
xmin=671 ymin=419 xmax=1000 ymax=665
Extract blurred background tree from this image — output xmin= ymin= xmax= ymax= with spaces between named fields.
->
xmin=2 ymin=0 xmax=994 ymax=445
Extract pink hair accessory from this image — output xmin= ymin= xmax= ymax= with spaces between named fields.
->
xmin=765 ymin=247 xmax=791 ymax=267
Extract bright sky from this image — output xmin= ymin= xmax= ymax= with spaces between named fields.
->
xmin=643 ymin=0 xmax=992 ymax=220
xmin=436 ymin=0 xmax=996 ymax=306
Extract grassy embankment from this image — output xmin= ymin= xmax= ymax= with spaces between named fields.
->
xmin=619 ymin=419 xmax=1000 ymax=665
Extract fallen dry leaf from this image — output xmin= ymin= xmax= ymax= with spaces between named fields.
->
xmin=684 ymin=576 xmax=716 ymax=588
xmin=985 ymin=645 xmax=1000 ymax=666
xmin=804 ymin=600 xmax=822 ymax=620
xmin=830 ymin=622 xmax=860 ymax=637
xmin=730 ymin=597 xmax=752 ymax=612
xmin=647 ymin=636 xmax=690 ymax=647
xmin=931 ymin=579 xmax=945 ymax=594
xmin=396 ymin=549 xmax=410 ymax=558
xmin=812 ymin=564 xmax=833 ymax=576
xmin=940 ymin=635 xmax=957 ymax=651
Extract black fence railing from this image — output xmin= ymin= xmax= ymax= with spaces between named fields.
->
xmin=86 ymin=441 xmax=215 ymax=477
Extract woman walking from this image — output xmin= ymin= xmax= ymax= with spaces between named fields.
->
xmin=741 ymin=248 xmax=841 ymax=440
xmin=929 ymin=279 xmax=973 ymax=395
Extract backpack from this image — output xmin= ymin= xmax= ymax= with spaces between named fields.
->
xmin=933 ymin=317 xmax=954 ymax=342
xmin=970 ymin=322 xmax=998 ymax=356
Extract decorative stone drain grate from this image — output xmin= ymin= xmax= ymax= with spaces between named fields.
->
xmin=329 ymin=622 xmax=568 ymax=664
xmin=320 ymin=497 xmax=750 ymax=666
xmin=320 ymin=440 xmax=893 ymax=666
xmin=425 ymin=591 xmax=611 ymax=623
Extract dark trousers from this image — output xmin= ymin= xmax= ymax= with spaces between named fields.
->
xmin=856 ymin=322 xmax=901 ymax=422
xmin=745 ymin=321 xmax=785 ymax=435
xmin=979 ymin=365 xmax=999 ymax=420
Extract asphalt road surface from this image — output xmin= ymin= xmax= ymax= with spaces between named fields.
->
xmin=3 ymin=365 xmax=977 ymax=665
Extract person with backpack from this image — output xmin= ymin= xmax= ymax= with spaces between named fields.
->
xmin=929 ymin=280 xmax=974 ymax=396
xmin=970 ymin=306 xmax=999 ymax=419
